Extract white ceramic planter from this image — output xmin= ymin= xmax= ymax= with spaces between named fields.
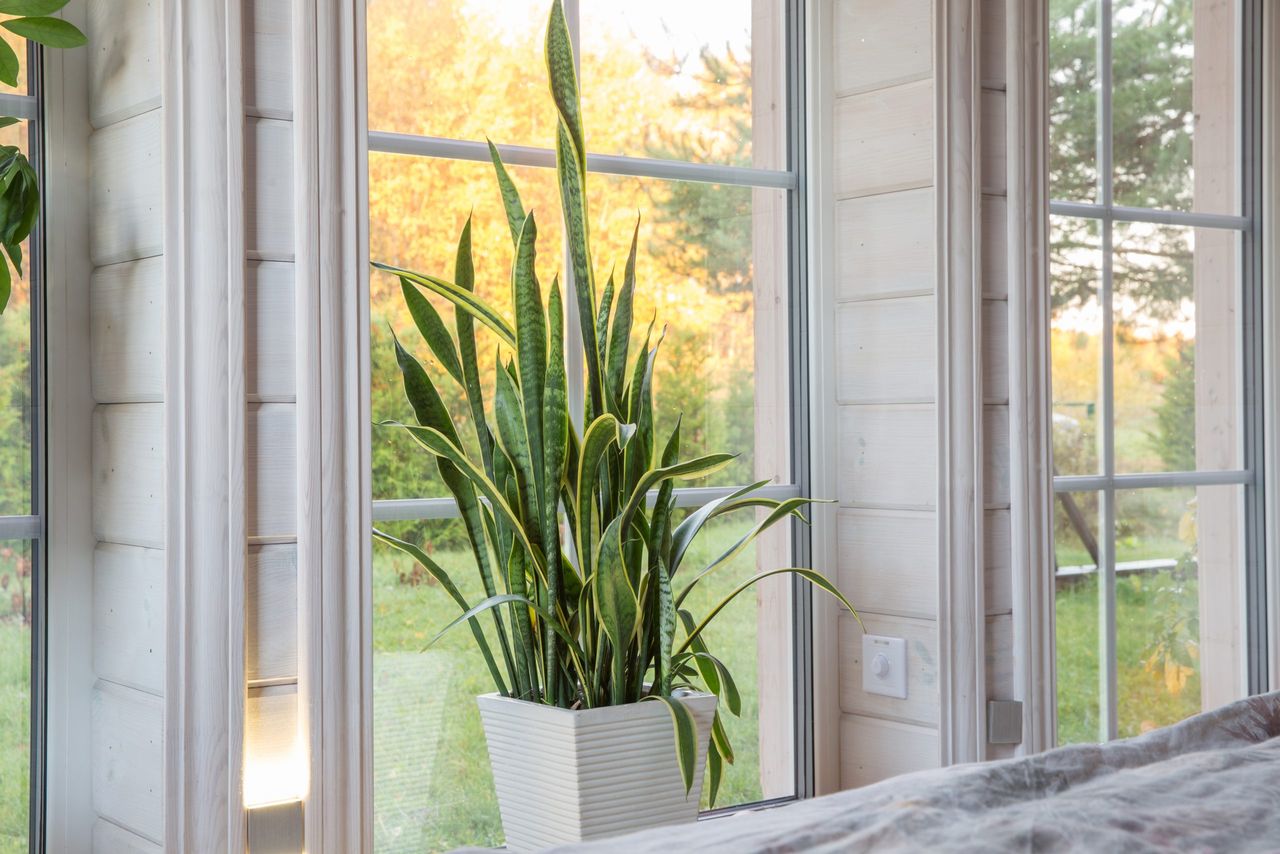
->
xmin=477 ymin=690 xmax=718 ymax=851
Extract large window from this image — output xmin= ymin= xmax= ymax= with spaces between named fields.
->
xmin=365 ymin=1 xmax=802 ymax=849
xmin=0 ymin=35 xmax=43 ymax=854
xmin=1048 ymin=0 xmax=1263 ymax=743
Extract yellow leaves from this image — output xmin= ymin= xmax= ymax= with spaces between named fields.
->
xmin=1143 ymin=640 xmax=1198 ymax=697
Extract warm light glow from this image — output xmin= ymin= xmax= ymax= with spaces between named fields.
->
xmin=243 ymin=744 xmax=307 ymax=809
xmin=243 ymin=691 xmax=308 ymax=808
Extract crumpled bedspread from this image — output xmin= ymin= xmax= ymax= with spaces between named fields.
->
xmin=548 ymin=691 xmax=1280 ymax=853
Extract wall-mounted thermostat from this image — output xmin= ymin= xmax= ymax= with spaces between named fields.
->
xmin=862 ymin=634 xmax=908 ymax=699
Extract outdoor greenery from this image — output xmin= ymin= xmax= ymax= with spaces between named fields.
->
xmin=371 ymin=0 xmax=855 ymax=816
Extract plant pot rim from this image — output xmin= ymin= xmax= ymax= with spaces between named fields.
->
xmin=477 ymin=689 xmax=716 ymax=723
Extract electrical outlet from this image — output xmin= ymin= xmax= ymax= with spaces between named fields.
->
xmin=862 ymin=634 xmax=908 ymax=699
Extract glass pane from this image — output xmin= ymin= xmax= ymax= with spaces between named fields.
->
xmin=1113 ymin=221 xmax=1239 ymax=474
xmin=0 ymin=540 xmax=32 ymax=849
xmin=1049 ymin=0 xmax=1100 ymax=203
xmin=369 ymin=154 xmax=563 ymax=501
xmin=1054 ymin=490 xmax=1102 ymax=744
xmin=367 ymin=0 xmax=557 ymax=147
xmin=1114 ymin=485 xmax=1241 ymax=736
xmin=592 ymin=173 xmax=789 ymax=487
xmin=674 ymin=507 xmax=794 ymax=807
xmin=0 ymin=120 xmax=32 ymax=517
xmin=1050 ymin=215 xmax=1102 ymax=476
xmin=1111 ymin=0 xmax=1239 ymax=214
xmin=579 ymin=0 xmax=783 ymax=169
xmin=373 ymin=518 xmax=502 ymax=852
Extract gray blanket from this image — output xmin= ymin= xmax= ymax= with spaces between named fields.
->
xmin=552 ymin=691 xmax=1280 ymax=853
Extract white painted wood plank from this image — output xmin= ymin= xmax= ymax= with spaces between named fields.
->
xmin=248 ymin=403 xmax=297 ymax=539
xmin=839 ymin=612 xmax=939 ymax=726
xmin=92 ymin=681 xmax=163 ymax=843
xmin=93 ymin=543 xmax=164 ymax=696
xmin=248 ymin=544 xmax=298 ymax=682
xmin=982 ymin=194 xmax=1008 ymax=298
xmin=834 ymin=0 xmax=931 ymax=95
xmin=836 ymin=296 xmax=935 ymax=404
xmin=87 ymin=0 xmax=161 ymax=129
xmin=247 ymin=261 xmax=296 ymax=401
xmin=985 ymin=509 xmax=1012 ymax=615
xmin=838 ymin=405 xmax=937 ymax=508
xmin=981 ymin=0 xmax=1007 ymax=87
xmin=836 ymin=188 xmax=935 ymax=301
xmin=981 ymin=90 xmax=1007 ymax=195
xmin=985 ymin=613 xmax=1014 ymax=699
xmin=983 ymin=298 xmax=1009 ymax=404
xmin=91 ymin=258 xmax=164 ymax=404
xmin=985 ymin=404 xmax=1010 ymax=507
xmin=245 ymin=0 xmax=292 ymax=117
xmin=93 ymin=404 xmax=164 ymax=549
xmin=92 ymin=820 xmax=163 ymax=854
xmin=245 ymin=117 xmax=295 ymax=259
xmin=90 ymin=109 xmax=164 ymax=267
xmin=840 ymin=714 xmax=939 ymax=788
xmin=837 ymin=508 xmax=937 ymax=619
xmin=835 ymin=79 xmax=933 ymax=198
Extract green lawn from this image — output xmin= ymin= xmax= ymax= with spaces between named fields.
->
xmin=0 ymin=615 xmax=29 ymax=853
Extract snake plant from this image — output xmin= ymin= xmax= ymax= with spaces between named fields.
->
xmin=373 ymin=0 xmax=858 ymax=806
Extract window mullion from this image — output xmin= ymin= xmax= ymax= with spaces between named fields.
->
xmin=1095 ymin=0 xmax=1120 ymax=743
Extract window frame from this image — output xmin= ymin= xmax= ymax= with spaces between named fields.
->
xmin=365 ymin=0 xmax=818 ymax=815
xmin=1046 ymin=0 xmax=1268 ymax=743
xmin=0 ymin=39 xmax=49 ymax=853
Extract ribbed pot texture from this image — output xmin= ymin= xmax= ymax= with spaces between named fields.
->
xmin=476 ymin=691 xmax=718 ymax=851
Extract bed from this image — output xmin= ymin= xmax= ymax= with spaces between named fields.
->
xmin=548 ymin=691 xmax=1280 ymax=852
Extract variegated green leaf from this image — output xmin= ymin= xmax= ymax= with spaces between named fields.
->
xmin=374 ymin=261 xmax=516 ymax=349
xmin=641 ymin=694 xmax=699 ymax=796
xmin=488 ymin=139 xmax=526 ymax=246
xmin=400 ymin=276 xmax=463 ymax=386
xmin=678 ymin=568 xmax=862 ymax=655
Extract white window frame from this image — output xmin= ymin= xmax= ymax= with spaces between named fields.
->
xmin=1044 ymin=0 xmax=1268 ymax=743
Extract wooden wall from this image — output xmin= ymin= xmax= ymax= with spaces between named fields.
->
xmin=830 ymin=0 xmax=1015 ymax=786
xmin=87 ymin=0 xmax=166 ymax=848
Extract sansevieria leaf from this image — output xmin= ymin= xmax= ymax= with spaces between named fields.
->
xmin=374 ymin=261 xmax=516 ymax=349
xmin=641 ymin=695 xmax=699 ymax=796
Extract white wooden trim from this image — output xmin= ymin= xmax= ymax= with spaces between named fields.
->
xmin=296 ymin=0 xmax=372 ymax=849
xmin=1004 ymin=0 xmax=1056 ymax=752
xmin=935 ymin=0 xmax=988 ymax=765
xmin=44 ymin=3 xmax=97 ymax=847
xmin=161 ymin=0 xmax=247 ymax=846
xmin=808 ymin=0 xmax=842 ymax=797
xmin=1265 ymin=2 xmax=1280 ymax=691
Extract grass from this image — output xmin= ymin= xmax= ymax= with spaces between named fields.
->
xmin=1055 ymin=569 xmax=1201 ymax=744
xmin=0 ymin=614 xmax=29 ymax=853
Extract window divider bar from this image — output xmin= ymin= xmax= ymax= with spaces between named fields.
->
xmin=1048 ymin=199 xmax=1248 ymax=231
xmin=1052 ymin=469 xmax=1254 ymax=492
xmin=1097 ymin=0 xmax=1119 ymax=743
xmin=0 ymin=514 xmax=41 ymax=540
xmin=0 ymin=92 xmax=38 ymax=120
xmin=368 ymin=130 xmax=798 ymax=190
xmin=372 ymin=483 xmax=803 ymax=523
